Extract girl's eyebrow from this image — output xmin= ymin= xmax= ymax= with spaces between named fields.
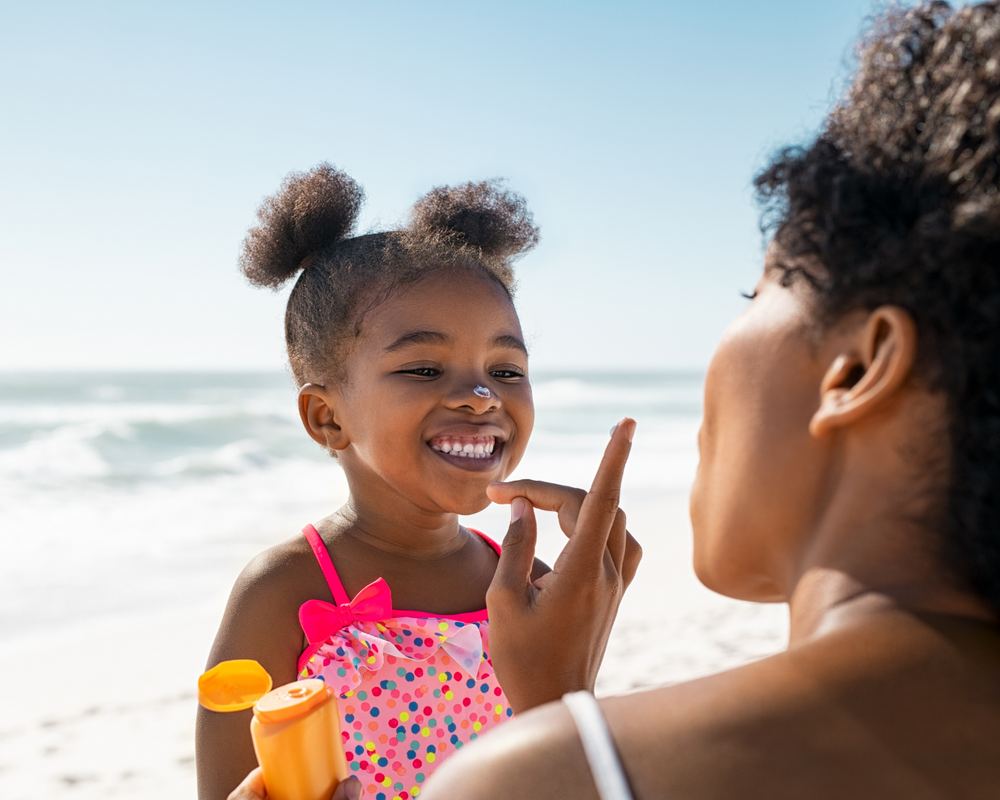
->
xmin=384 ymin=331 xmax=528 ymax=355
xmin=494 ymin=334 xmax=528 ymax=355
xmin=384 ymin=330 xmax=450 ymax=352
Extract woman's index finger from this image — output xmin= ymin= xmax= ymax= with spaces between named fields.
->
xmin=569 ymin=418 xmax=635 ymax=556
xmin=487 ymin=479 xmax=586 ymax=514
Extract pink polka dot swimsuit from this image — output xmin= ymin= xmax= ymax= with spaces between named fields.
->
xmin=296 ymin=525 xmax=512 ymax=800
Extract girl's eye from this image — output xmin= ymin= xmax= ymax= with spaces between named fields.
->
xmin=399 ymin=367 xmax=441 ymax=378
xmin=489 ymin=368 xmax=525 ymax=380
xmin=741 ymin=290 xmax=758 ymax=301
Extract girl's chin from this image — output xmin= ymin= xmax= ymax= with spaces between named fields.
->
xmin=444 ymin=496 xmax=494 ymax=518
xmin=424 ymin=449 xmax=508 ymax=516
xmin=428 ymin=486 xmax=495 ymax=518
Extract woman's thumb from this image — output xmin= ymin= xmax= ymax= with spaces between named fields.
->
xmin=490 ymin=498 xmax=537 ymax=594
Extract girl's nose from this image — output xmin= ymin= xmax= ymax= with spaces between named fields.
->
xmin=448 ymin=381 xmax=500 ymax=413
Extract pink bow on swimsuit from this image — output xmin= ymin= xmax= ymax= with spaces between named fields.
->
xmin=299 ymin=578 xmax=394 ymax=645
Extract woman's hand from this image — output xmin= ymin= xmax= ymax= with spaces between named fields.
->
xmin=227 ymin=769 xmax=361 ymax=800
xmin=485 ymin=418 xmax=641 ymax=713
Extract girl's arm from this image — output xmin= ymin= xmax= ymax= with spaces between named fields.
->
xmin=196 ymin=545 xmax=314 ymax=800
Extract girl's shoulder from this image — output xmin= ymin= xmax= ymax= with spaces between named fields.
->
xmin=230 ymin=533 xmax=335 ymax=610
xmin=206 ymin=532 xmax=338 ymax=690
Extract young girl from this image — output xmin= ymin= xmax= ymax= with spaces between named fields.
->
xmin=196 ymin=164 xmax=548 ymax=800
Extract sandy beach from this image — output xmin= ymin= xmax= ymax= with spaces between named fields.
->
xmin=0 ymin=488 xmax=787 ymax=800
xmin=0 ymin=372 xmax=788 ymax=798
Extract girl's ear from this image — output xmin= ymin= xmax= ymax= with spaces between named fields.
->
xmin=809 ymin=306 xmax=918 ymax=438
xmin=299 ymin=384 xmax=350 ymax=451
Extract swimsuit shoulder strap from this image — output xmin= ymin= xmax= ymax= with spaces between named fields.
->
xmin=562 ymin=691 xmax=635 ymax=800
xmin=467 ymin=527 xmax=502 ymax=556
xmin=301 ymin=524 xmax=351 ymax=606
xmin=303 ymin=523 xmax=498 ymax=607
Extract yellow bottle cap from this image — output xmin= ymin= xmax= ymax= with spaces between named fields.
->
xmin=198 ymin=659 xmax=274 ymax=712
xmin=253 ymin=678 xmax=330 ymax=724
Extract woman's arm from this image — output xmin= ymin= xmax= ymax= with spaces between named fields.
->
xmin=418 ymin=420 xmax=642 ymax=799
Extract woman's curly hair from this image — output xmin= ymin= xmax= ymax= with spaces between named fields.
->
xmin=755 ymin=1 xmax=1000 ymax=608
xmin=239 ymin=165 xmax=539 ymax=386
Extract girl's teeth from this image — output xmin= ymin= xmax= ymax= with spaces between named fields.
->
xmin=429 ymin=436 xmax=497 ymax=458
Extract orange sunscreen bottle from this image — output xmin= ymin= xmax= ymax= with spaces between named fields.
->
xmin=199 ymin=659 xmax=349 ymax=800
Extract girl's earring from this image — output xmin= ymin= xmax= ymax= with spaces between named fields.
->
xmin=473 ymin=386 xmax=491 ymax=398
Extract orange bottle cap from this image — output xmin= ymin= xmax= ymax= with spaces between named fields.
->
xmin=253 ymin=678 xmax=330 ymax=724
xmin=198 ymin=659 xmax=273 ymax=712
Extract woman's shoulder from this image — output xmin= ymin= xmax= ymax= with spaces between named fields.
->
xmin=424 ymin=618 xmax=1000 ymax=799
xmin=421 ymin=684 xmax=599 ymax=800
xmin=598 ymin=622 xmax=1000 ymax=797
xmin=420 ymin=656 xmax=866 ymax=800
xmin=422 ymin=657 xmax=805 ymax=800
xmin=596 ymin=653 xmax=844 ymax=797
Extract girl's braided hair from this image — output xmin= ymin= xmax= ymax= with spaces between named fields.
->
xmin=755 ymin=1 xmax=1000 ymax=607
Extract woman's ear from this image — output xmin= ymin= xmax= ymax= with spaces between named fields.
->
xmin=809 ymin=306 xmax=918 ymax=438
xmin=299 ymin=384 xmax=350 ymax=451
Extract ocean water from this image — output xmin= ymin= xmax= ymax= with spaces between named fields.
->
xmin=0 ymin=371 xmax=704 ymax=645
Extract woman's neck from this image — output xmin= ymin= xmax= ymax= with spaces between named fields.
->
xmin=773 ymin=409 xmax=998 ymax=643
xmin=786 ymin=569 xmax=992 ymax=643
xmin=784 ymin=501 xmax=996 ymax=644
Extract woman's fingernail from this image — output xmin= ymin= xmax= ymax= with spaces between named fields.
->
xmin=511 ymin=497 xmax=527 ymax=522
xmin=346 ymin=777 xmax=362 ymax=800
xmin=627 ymin=420 xmax=636 ymax=442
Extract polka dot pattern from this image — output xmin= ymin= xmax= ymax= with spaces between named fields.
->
xmin=299 ymin=615 xmax=511 ymax=798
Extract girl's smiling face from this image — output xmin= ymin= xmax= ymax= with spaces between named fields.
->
xmin=309 ymin=267 xmax=534 ymax=517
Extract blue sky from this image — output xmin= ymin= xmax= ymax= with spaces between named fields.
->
xmin=1 ymin=0 xmax=881 ymax=371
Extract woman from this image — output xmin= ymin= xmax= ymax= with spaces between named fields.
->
xmin=425 ymin=2 xmax=1000 ymax=797
xmin=232 ymin=2 xmax=1000 ymax=797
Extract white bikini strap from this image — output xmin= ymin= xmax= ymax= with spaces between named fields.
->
xmin=563 ymin=690 xmax=635 ymax=800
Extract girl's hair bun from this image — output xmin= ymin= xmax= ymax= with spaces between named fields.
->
xmin=409 ymin=179 xmax=539 ymax=260
xmin=240 ymin=163 xmax=364 ymax=289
